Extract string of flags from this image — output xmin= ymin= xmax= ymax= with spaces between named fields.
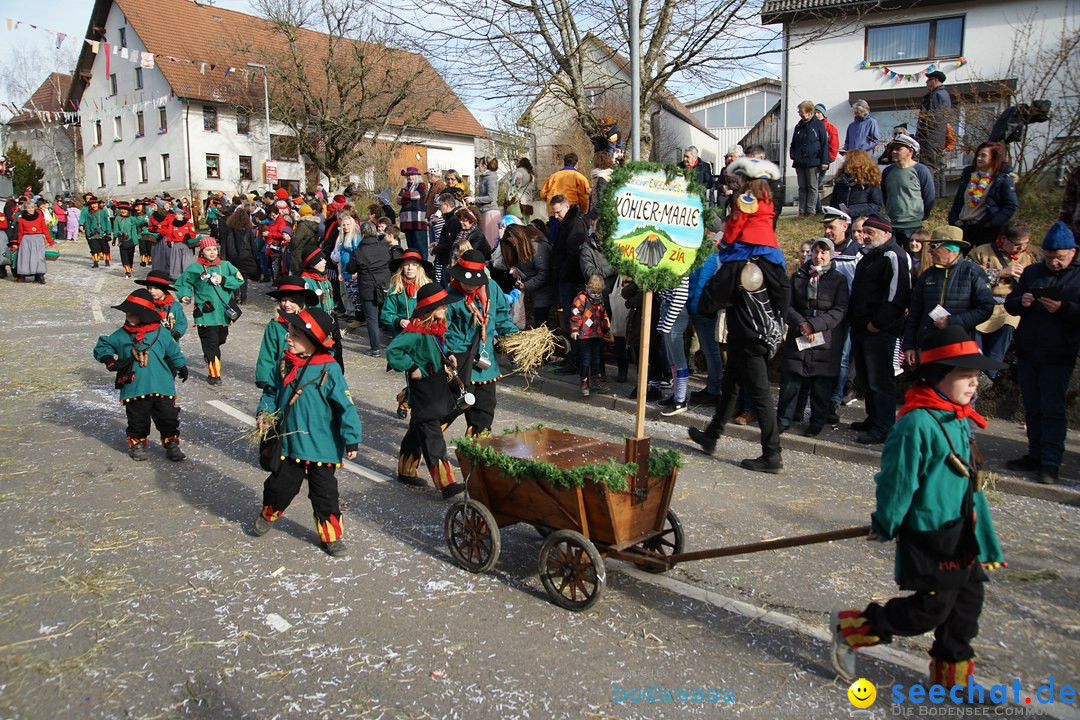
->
xmin=3 ymin=16 xmax=265 ymax=84
xmin=858 ymin=57 xmax=969 ymax=83
xmin=2 ymin=92 xmax=173 ymax=124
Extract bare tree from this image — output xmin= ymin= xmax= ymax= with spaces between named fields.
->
xmin=238 ymin=0 xmax=461 ymax=186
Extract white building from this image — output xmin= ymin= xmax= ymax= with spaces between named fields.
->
xmin=520 ymin=35 xmax=717 ymax=179
xmin=69 ymin=0 xmax=485 ymax=201
xmin=3 ymin=73 xmax=80 ymax=196
xmin=685 ymin=78 xmax=783 ymax=161
xmin=763 ymin=0 xmax=1080 ymax=201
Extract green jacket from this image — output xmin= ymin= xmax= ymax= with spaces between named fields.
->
xmin=444 ymin=278 xmax=519 ymax=383
xmin=113 ymin=215 xmax=144 ymax=245
xmin=173 ymin=259 xmax=244 ymax=326
xmin=872 ymin=407 xmax=1004 ymax=581
xmin=79 ymin=205 xmax=91 ymax=230
xmin=386 ymin=330 xmax=455 ymax=421
xmin=380 ymin=289 xmax=416 ymax=337
xmin=86 ymin=208 xmax=113 ymax=237
xmin=158 ymin=296 xmax=188 ymax=339
xmin=255 ymin=316 xmax=288 ymax=387
xmin=302 ymin=274 xmax=336 ymax=315
xmin=257 ymin=355 xmax=362 ymax=464
xmin=93 ymin=325 xmax=187 ymax=403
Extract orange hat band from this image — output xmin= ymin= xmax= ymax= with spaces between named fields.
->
xmin=920 ymin=341 xmax=980 ymax=364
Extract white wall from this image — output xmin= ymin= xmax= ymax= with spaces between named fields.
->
xmin=781 ymin=0 xmax=1079 ymax=201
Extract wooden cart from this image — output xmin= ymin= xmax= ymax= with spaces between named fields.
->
xmin=445 ymin=427 xmax=869 ymax=611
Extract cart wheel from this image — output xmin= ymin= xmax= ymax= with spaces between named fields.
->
xmin=637 ymin=508 xmax=685 ymax=574
xmin=538 ymin=530 xmax=606 ymax=611
xmin=445 ymin=499 xmax=500 ymax=573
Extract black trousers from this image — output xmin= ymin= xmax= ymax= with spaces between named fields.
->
xmin=119 ymin=241 xmax=136 ymax=270
xmin=851 ymin=329 xmax=899 ymax=435
xmin=262 ymin=461 xmax=342 ymax=542
xmin=197 ymin=325 xmax=229 ymax=364
xmin=124 ymin=396 xmax=180 ymax=442
xmin=398 ymin=418 xmax=454 ymax=490
xmin=864 ymin=575 xmax=985 ymax=663
xmin=138 ymin=234 xmax=154 ymax=261
xmin=87 ymin=235 xmax=108 ymax=259
xmin=777 ymin=372 xmax=835 ymax=428
xmin=706 ymin=340 xmax=781 ymax=459
xmin=441 ymin=374 xmax=497 ymax=436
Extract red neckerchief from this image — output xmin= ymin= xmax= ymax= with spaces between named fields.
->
xmin=403 ymin=318 xmax=447 ymax=338
xmin=281 ymin=349 xmax=335 ymax=386
xmin=274 ymin=311 xmax=289 ymax=325
xmin=995 ymin=238 xmax=1019 ymax=261
xmin=301 ymin=270 xmax=326 ymax=282
xmin=152 ymin=292 xmax=175 ymax=309
xmin=197 ymin=256 xmax=220 ymax=268
xmin=405 ymin=280 xmax=418 ymax=298
xmin=450 ymin=278 xmax=487 ymax=308
xmin=897 ymin=384 xmax=988 ymax=429
xmin=123 ymin=322 xmax=161 ymax=344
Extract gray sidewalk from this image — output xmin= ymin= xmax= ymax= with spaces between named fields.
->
xmin=505 ymin=366 xmax=1080 ymax=506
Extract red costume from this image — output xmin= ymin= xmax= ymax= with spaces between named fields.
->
xmin=722 ymin=194 xmax=778 ymax=248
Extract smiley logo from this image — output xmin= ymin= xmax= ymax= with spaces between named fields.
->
xmin=847 ymin=678 xmax=876 ymax=708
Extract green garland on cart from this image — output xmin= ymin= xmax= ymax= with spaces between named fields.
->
xmin=597 ymin=161 xmax=717 ymax=293
xmin=455 ymin=434 xmax=682 ymax=493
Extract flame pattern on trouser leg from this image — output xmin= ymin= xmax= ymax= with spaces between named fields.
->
xmin=127 ymin=436 xmax=148 ymax=448
xmin=430 ymin=459 xmax=454 ymax=491
xmin=315 ymin=514 xmax=343 ymax=543
xmin=261 ymin=505 xmax=282 ymax=522
xmin=930 ymin=658 xmax=974 ymax=688
xmin=836 ymin=609 xmax=880 ymax=649
xmin=397 ymin=451 xmax=421 ymax=479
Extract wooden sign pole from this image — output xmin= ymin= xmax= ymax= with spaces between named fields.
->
xmin=633 ymin=289 xmax=653 ymax=440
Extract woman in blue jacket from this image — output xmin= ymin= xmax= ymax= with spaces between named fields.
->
xmin=790 ymin=100 xmax=831 ymax=217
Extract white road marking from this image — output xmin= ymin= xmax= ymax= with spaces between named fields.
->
xmin=206 ymin=400 xmax=388 ymax=483
xmin=91 ymin=276 xmax=106 ymax=323
xmin=615 ymin=563 xmax=1080 ymax=719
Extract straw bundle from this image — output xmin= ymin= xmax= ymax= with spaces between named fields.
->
xmin=499 ymin=325 xmax=557 ymax=379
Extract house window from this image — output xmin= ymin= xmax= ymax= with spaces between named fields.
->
xmin=94 ymin=120 xmax=103 ymax=145
xmin=119 ymin=26 xmax=127 ymax=48
xmin=724 ymin=99 xmax=745 ymax=128
xmin=271 ymin=134 xmax=299 ymax=161
xmin=161 ymin=153 xmax=171 ymax=181
xmin=117 ymin=159 xmax=126 ymax=186
xmin=136 ymin=111 xmax=145 ymax=137
xmin=239 ymin=155 xmax=253 ymax=180
xmin=745 ymin=92 xmax=767 ymax=125
xmin=706 ymin=105 xmax=724 ymax=128
xmin=237 ymin=111 xmax=250 ymax=135
xmin=206 ymin=153 xmax=220 ymax=179
xmin=97 ymin=162 xmax=106 ymax=187
xmin=138 ymin=156 xmax=148 ymax=183
xmin=135 ymin=67 xmax=143 ymax=90
xmin=203 ymin=106 xmax=217 ymax=132
xmin=113 ymin=116 xmax=122 ymax=141
xmin=158 ymin=107 xmax=168 ymax=133
xmin=866 ymin=16 xmax=964 ymax=64
xmin=109 ymin=74 xmax=117 ymax=96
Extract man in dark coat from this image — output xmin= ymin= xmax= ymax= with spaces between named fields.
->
xmin=915 ymin=71 xmax=952 ymax=195
xmin=550 ymin=194 xmax=589 ymax=373
xmin=678 ymin=146 xmax=714 ymax=191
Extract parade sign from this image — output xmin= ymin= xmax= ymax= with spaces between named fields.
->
xmin=600 ymin=162 xmax=711 ymax=291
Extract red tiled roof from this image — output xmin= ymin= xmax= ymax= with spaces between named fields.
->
xmin=7 ymin=73 xmax=73 ymax=126
xmin=76 ymin=0 xmax=484 ymax=138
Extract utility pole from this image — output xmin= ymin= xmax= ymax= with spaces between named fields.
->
xmin=246 ymin=63 xmax=272 ymax=174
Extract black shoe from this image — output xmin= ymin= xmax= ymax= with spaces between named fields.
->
xmin=164 ymin=440 xmax=186 ymax=461
xmin=1006 ymin=455 xmax=1041 ymax=472
xmin=128 ymin=443 xmax=149 ymax=461
xmin=850 ymin=419 xmax=871 ymax=432
xmin=554 ymin=363 xmax=580 ymax=375
xmin=253 ymin=514 xmax=274 ymax=536
xmin=1037 ymin=465 xmax=1059 ymax=485
xmin=777 ymin=423 xmax=790 ymax=435
xmin=323 ymin=539 xmax=348 ymax=557
xmin=441 ymin=482 xmax=466 ymax=499
xmin=627 ymin=386 xmax=662 ymax=402
xmin=741 ymin=455 xmax=783 ymax=474
xmin=92 ymin=261 xmax=100 ymax=268
xmin=841 ymin=383 xmax=857 ymax=405
xmin=208 ymin=376 xmax=222 ymax=386
xmin=104 ymin=259 xmax=110 ymax=267
xmin=856 ymin=431 xmax=887 ymax=445
xmin=804 ymin=424 xmax=824 ymax=437
xmin=658 ymin=394 xmax=676 ymax=407
xmin=688 ymin=427 xmax=717 ymax=455
xmin=688 ymin=389 xmax=719 ymax=406
xmin=139 ymin=261 xmax=146 ymax=267
xmin=826 ymin=403 xmax=840 ymax=425
xmin=366 ymin=348 xmax=382 ymax=358
xmin=660 ymin=401 xmax=688 ymax=417
xmin=397 ymin=474 xmax=427 ymax=487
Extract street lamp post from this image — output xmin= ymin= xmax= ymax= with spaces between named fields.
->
xmin=246 ymin=62 xmax=272 ymax=175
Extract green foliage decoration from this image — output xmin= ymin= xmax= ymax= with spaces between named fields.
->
xmin=597 ymin=161 xmax=717 ymax=292
xmin=455 ymin=432 xmax=682 ymax=493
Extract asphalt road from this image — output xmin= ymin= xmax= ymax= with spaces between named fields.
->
xmin=1 ymin=253 xmax=1077 ymax=720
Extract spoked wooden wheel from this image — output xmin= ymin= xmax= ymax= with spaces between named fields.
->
xmin=444 ymin=499 xmax=500 ymax=573
xmin=538 ymin=530 xmax=606 ymax=611
xmin=637 ymin=508 xmax=685 ymax=574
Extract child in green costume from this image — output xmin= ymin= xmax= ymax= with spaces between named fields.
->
xmin=174 ymin=237 xmax=244 ymax=385
xmin=381 ymin=249 xmax=435 ymax=417
xmin=256 ymin=276 xmax=320 ymax=389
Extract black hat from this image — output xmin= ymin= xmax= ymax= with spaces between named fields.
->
xmin=915 ymin=326 xmax=1007 ymax=374
xmin=410 ymin=282 xmax=453 ymax=319
xmin=134 ymin=270 xmax=176 ymax=292
xmin=926 ymin=70 xmax=947 ymax=82
xmin=447 ymin=249 xmax=489 ymax=285
xmin=389 ymin=249 xmax=435 ymax=279
xmin=112 ymin=288 xmax=161 ymax=325
xmin=862 ymin=212 xmax=893 ymax=234
xmin=281 ymin=308 xmax=336 ymax=353
xmin=266 ymin=276 xmax=321 ymax=306
xmin=302 ymin=247 xmax=325 ymax=269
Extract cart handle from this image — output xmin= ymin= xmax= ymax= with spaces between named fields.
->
xmin=668 ymin=525 xmax=872 ymax=565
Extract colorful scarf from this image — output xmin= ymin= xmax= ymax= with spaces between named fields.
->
xmin=123 ymin=322 xmax=161 ymax=344
xmin=301 ymin=270 xmax=326 ymax=282
xmin=403 ymin=318 xmax=447 ymax=338
xmin=964 ymin=170 xmax=993 ymax=208
xmin=281 ymin=349 xmax=334 ymax=386
xmin=196 ymin=256 xmax=220 ymax=268
xmin=897 ymin=384 xmax=988 ymax=429
xmin=405 ymin=280 xmax=418 ymax=298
